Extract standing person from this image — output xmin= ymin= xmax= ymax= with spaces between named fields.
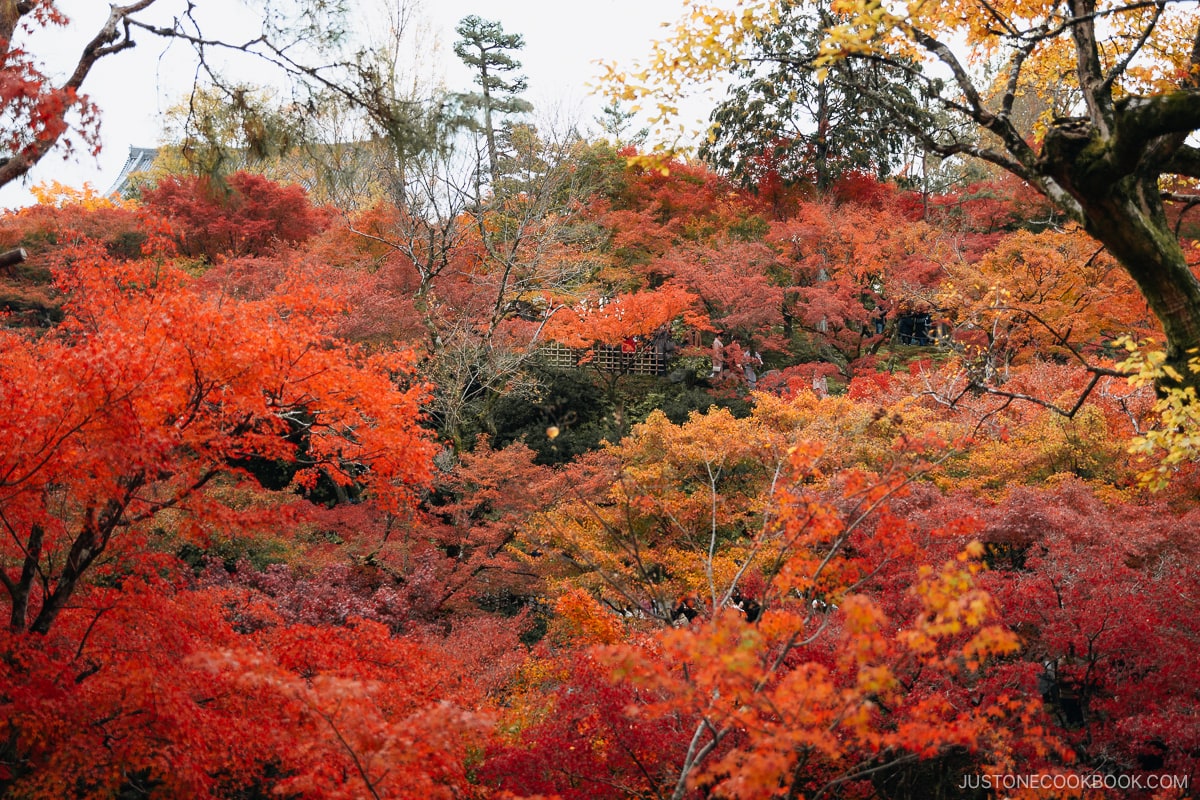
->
xmin=711 ymin=334 xmax=724 ymax=376
xmin=743 ymin=343 xmax=762 ymax=389
xmin=812 ymin=370 xmax=828 ymax=398
xmin=651 ymin=325 xmax=671 ymax=357
xmin=650 ymin=325 xmax=668 ymax=375
xmin=872 ymin=303 xmax=888 ymax=335
xmin=897 ymin=313 xmax=914 ymax=344
xmin=915 ymin=312 xmax=932 ymax=345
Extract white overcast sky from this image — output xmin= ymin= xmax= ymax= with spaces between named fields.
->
xmin=0 ymin=0 xmax=720 ymax=208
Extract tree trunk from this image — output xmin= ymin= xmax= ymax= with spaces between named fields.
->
xmin=27 ymin=482 xmax=141 ymax=635
xmin=1081 ymin=183 xmax=1200 ymax=389
xmin=814 ymin=78 xmax=831 ymax=193
xmin=1080 ymin=188 xmax=1200 ymax=391
xmin=480 ymin=65 xmax=499 ymax=187
xmin=1045 ymin=128 xmax=1200 ymax=390
xmin=0 ymin=247 xmax=27 ymax=269
xmin=7 ymin=524 xmax=42 ymax=632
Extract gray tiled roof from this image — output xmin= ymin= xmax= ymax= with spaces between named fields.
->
xmin=107 ymin=146 xmax=159 ymax=198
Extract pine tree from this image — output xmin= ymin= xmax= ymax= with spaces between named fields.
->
xmin=453 ymin=15 xmax=533 ymax=186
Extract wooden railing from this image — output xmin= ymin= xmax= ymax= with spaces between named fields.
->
xmin=537 ymin=342 xmax=667 ymax=376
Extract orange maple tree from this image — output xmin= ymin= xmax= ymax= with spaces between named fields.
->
xmin=542 ymin=283 xmax=706 ymax=349
xmin=500 ymin=411 xmax=1051 ymax=799
xmin=0 ymin=243 xmax=434 ymax=635
xmin=0 ymin=567 xmax=500 ymax=798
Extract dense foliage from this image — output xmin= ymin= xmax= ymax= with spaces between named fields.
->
xmin=0 ymin=146 xmax=1194 ymax=799
xmin=1 ymin=2 xmax=1198 ymax=796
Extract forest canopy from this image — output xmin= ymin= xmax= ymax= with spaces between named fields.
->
xmin=0 ymin=2 xmax=1198 ymax=798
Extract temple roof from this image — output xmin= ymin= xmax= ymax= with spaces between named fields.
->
xmin=106 ymin=146 xmax=159 ymax=198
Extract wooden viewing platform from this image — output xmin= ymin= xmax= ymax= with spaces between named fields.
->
xmin=537 ymin=342 xmax=667 ymax=376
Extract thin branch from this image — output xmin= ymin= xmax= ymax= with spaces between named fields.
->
xmin=1165 ymin=191 xmax=1200 ymax=236
xmin=999 ymin=31 xmax=1045 ymax=118
xmin=1100 ymin=0 xmax=1167 ymax=93
xmin=979 ymin=0 xmax=1022 ymax=38
xmin=905 ymin=27 xmax=1039 ymax=169
xmin=1021 ymin=0 xmax=1179 ymax=42
xmin=811 ymin=752 xmax=924 ymax=800
xmin=671 ymin=718 xmax=724 ymax=800
xmin=970 ymin=368 xmax=1110 ymax=427
xmin=73 ymin=605 xmax=114 ymax=663
xmin=308 ymin=702 xmax=384 ymax=800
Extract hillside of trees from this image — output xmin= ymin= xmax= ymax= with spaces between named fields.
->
xmin=2 ymin=1 xmax=1200 ymax=798
xmin=0 ymin=142 xmax=1194 ymax=798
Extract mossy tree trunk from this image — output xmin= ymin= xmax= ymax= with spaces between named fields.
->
xmin=1038 ymin=89 xmax=1200 ymax=389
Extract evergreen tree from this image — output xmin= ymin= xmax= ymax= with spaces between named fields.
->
xmin=700 ymin=1 xmax=920 ymax=193
xmin=453 ymin=15 xmax=534 ymax=186
xmin=595 ymin=100 xmax=648 ymax=149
